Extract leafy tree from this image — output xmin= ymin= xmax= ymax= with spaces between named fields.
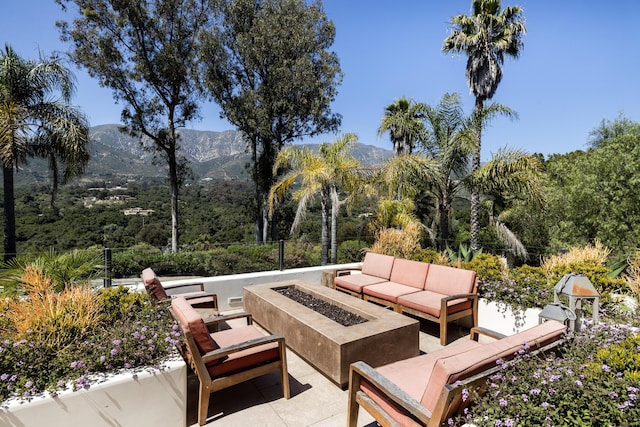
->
xmin=269 ymin=133 xmax=362 ymax=265
xmin=443 ymin=0 xmax=526 ymax=250
xmin=201 ymin=0 xmax=343 ymax=245
xmin=378 ymin=96 xmax=428 ymax=156
xmin=0 ymin=45 xmax=89 ymax=261
xmin=545 ymin=118 xmax=640 ymax=257
xmin=56 ymin=0 xmax=218 ymax=252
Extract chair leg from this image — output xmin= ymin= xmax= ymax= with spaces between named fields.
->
xmin=440 ymin=320 xmax=447 ymax=346
xmin=279 ymin=343 xmax=291 ymax=399
xmin=347 ymin=372 xmax=361 ymax=427
xmin=198 ymin=383 xmax=211 ymax=426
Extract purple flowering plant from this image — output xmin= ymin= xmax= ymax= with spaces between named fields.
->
xmin=0 ymin=286 xmax=180 ymax=402
xmin=450 ymin=322 xmax=640 ymax=426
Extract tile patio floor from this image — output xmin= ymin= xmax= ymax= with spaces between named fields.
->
xmin=186 ymin=317 xmax=472 ymax=427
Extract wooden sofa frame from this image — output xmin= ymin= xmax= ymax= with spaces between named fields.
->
xmin=347 ymin=323 xmax=566 ymax=427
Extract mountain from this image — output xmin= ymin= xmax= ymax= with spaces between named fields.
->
xmin=16 ymin=125 xmax=392 ymax=185
xmin=86 ymin=124 xmax=393 ymax=182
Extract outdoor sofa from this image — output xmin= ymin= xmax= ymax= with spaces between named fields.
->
xmin=334 ymin=253 xmax=478 ymax=345
xmin=347 ymin=320 xmax=568 ymax=427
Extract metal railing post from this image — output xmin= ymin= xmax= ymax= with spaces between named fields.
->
xmin=104 ymin=247 xmax=112 ymax=288
xmin=279 ymin=240 xmax=284 ymax=271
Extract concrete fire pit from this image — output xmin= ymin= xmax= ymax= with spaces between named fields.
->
xmin=243 ymin=280 xmax=419 ymax=387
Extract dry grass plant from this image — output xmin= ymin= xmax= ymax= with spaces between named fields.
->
xmin=623 ymin=250 xmax=640 ymax=299
xmin=369 ymin=221 xmax=423 ymax=259
xmin=6 ymin=265 xmax=102 ymax=352
xmin=541 ymin=240 xmax=611 ymax=276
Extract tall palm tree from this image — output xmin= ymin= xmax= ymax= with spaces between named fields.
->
xmin=442 ymin=0 xmax=526 ymax=250
xmin=0 ymin=45 xmax=89 ymax=261
xmin=378 ymin=97 xmax=428 ymax=156
xmin=269 ymin=133 xmax=362 ymax=265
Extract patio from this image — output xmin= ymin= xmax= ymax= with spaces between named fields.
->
xmin=184 ymin=314 xmax=471 ymax=427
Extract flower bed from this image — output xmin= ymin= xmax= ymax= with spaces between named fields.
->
xmin=451 ymin=322 xmax=640 ymax=426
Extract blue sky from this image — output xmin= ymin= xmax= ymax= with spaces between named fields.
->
xmin=3 ymin=0 xmax=640 ymax=159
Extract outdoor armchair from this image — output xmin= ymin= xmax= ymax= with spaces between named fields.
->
xmin=169 ymin=296 xmax=290 ymax=425
xmin=141 ymin=267 xmax=218 ymax=309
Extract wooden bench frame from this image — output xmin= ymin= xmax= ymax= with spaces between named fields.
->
xmin=347 ymin=333 xmax=564 ymax=427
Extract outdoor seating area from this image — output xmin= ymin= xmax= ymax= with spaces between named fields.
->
xmin=334 ymin=252 xmax=478 ymax=345
xmin=152 ymin=262 xmax=565 ymax=426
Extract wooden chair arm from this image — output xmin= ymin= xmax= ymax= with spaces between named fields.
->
xmin=349 ymin=361 xmax=432 ymax=424
xmin=470 ymin=326 xmax=507 ymax=341
xmin=203 ymin=311 xmax=253 ymax=328
xmin=201 ymin=334 xmax=285 ymax=364
xmin=334 ymin=267 xmax=362 ymax=277
xmin=441 ymin=292 xmax=477 ymax=302
xmin=164 ymin=282 xmax=206 ymax=292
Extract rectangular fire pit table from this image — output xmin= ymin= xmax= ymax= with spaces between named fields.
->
xmin=243 ymin=280 xmax=420 ymax=387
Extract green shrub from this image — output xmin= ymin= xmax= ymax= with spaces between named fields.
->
xmin=462 ymin=253 xmax=507 ymax=282
xmin=337 ymin=240 xmax=367 ymax=263
xmin=412 ymin=249 xmax=441 ymax=264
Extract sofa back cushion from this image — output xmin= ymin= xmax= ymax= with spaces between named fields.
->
xmin=421 ymin=321 xmax=566 ymax=412
xmin=171 ymin=297 xmax=222 ymax=363
xmin=361 ymin=252 xmax=395 ymax=280
xmin=389 ymin=259 xmax=430 ymax=289
xmin=424 ymin=264 xmax=476 ymax=296
xmin=421 ymin=337 xmax=519 ymax=412
xmin=141 ymin=267 xmax=168 ymax=300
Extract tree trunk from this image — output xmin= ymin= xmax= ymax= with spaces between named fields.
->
xmin=470 ymin=98 xmax=484 ymax=251
xmin=320 ymin=188 xmax=330 ymax=265
xmin=438 ymin=199 xmax=450 ymax=251
xmin=330 ymin=188 xmax=338 ymax=264
xmin=3 ymin=165 xmax=17 ymax=262
xmin=169 ymin=158 xmax=180 ymax=253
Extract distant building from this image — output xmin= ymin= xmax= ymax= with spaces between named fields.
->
xmin=123 ymin=207 xmax=155 ymax=216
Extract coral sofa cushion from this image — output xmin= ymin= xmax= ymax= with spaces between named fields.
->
xmin=501 ymin=320 xmax=567 ymax=350
xmin=141 ymin=267 xmax=169 ymax=300
xmin=420 ymin=321 xmax=566 ymax=412
xmin=363 ymin=281 xmax=421 ymax=304
xmin=389 ymin=259 xmax=430 ymax=289
xmin=361 ymin=252 xmax=395 ymax=280
xmin=207 ymin=326 xmax=280 ymax=377
xmin=423 ymin=264 xmax=476 ymax=296
xmin=171 ymin=297 xmax=223 ymax=364
xmin=360 ymin=339 xmax=482 ymax=426
xmin=334 ymin=273 xmax=389 ymax=293
xmin=397 ymin=291 xmax=472 ymax=318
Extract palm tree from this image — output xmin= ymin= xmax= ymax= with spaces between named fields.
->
xmin=442 ymin=0 xmax=526 ymax=250
xmin=421 ymin=93 xmax=474 ymax=250
xmin=0 ymin=45 xmax=89 ymax=261
xmin=378 ymin=97 xmax=428 ymax=156
xmin=269 ymin=133 xmax=362 ymax=265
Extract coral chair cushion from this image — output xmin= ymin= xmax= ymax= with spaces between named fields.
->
xmin=389 ymin=258 xmax=430 ymax=289
xmin=171 ymin=297 xmax=222 ymax=363
xmin=361 ymin=252 xmax=395 ymax=280
xmin=207 ymin=326 xmax=280 ymax=377
xmin=141 ymin=267 xmax=169 ymax=300
xmin=423 ymin=264 xmax=476 ymax=296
